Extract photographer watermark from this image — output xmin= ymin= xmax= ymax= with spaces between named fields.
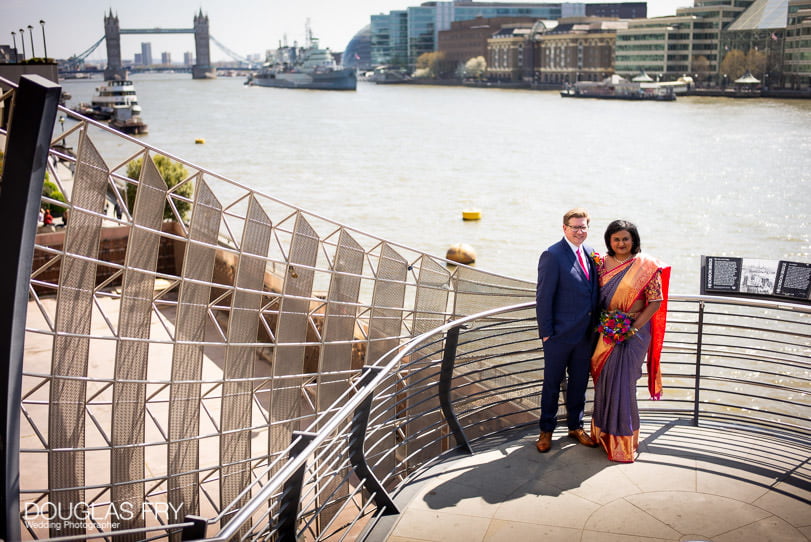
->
xmin=23 ymin=501 xmax=184 ymax=530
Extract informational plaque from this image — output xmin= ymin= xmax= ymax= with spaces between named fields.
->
xmin=701 ymin=256 xmax=811 ymax=303
xmin=774 ymin=261 xmax=811 ymax=300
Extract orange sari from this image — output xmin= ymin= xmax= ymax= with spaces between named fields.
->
xmin=590 ymin=254 xmax=670 ymax=462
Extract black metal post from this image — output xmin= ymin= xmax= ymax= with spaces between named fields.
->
xmin=439 ymin=325 xmax=473 ymax=454
xmin=0 ymin=74 xmax=61 ymax=542
xmin=39 ymin=20 xmax=48 ymax=61
xmin=348 ymin=366 xmax=398 ymax=515
xmin=278 ymin=431 xmax=317 ymax=542
xmin=27 ymin=25 xmax=35 ymax=58
xmin=692 ymin=301 xmax=705 ymax=427
xmin=18 ymin=28 xmax=26 ymax=59
xmin=180 ymin=515 xmax=208 ymax=540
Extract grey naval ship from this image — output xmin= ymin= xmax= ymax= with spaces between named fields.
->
xmin=247 ymin=31 xmax=356 ymax=91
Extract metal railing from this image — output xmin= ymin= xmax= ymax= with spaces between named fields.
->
xmin=196 ymin=295 xmax=810 ymax=541
xmin=3 ymin=75 xmax=810 ymax=541
xmin=5 ymin=74 xmax=534 ymax=542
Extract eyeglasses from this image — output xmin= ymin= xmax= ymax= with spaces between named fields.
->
xmin=565 ymin=225 xmax=588 ymax=232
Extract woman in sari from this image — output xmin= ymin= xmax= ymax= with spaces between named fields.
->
xmin=591 ymin=220 xmax=670 ymax=462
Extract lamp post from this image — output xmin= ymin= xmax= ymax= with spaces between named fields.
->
xmin=59 ymin=115 xmax=65 ymax=145
xmin=40 ymin=20 xmax=48 ymax=61
xmin=10 ymin=31 xmax=17 ymax=61
xmin=18 ymin=28 xmax=26 ymax=60
xmin=28 ymin=25 xmax=35 ymax=58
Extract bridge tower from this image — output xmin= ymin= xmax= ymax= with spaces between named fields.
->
xmin=103 ymin=10 xmax=126 ymax=80
xmin=192 ymin=10 xmax=216 ymax=79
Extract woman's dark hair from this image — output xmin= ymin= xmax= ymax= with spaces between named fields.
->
xmin=604 ymin=219 xmax=641 ymax=256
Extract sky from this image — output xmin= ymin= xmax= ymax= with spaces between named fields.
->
xmin=2 ymin=0 xmax=692 ymax=63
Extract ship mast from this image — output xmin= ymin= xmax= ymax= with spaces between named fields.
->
xmin=305 ymin=18 xmax=314 ymax=48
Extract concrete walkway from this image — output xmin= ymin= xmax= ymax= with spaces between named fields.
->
xmin=366 ymin=418 xmax=810 ymax=542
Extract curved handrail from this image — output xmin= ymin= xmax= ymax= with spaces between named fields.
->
xmin=206 ymin=301 xmax=536 ymax=540
xmin=205 ymin=295 xmax=810 ymax=540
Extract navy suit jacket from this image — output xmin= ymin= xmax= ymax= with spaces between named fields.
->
xmin=535 ymin=238 xmax=600 ymax=344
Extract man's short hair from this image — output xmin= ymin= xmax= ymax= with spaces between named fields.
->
xmin=563 ymin=207 xmax=590 ymax=226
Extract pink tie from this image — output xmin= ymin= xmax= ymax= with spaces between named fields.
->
xmin=577 ymin=249 xmax=589 ymax=280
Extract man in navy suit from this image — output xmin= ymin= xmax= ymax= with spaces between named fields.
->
xmin=535 ymin=208 xmax=600 ymax=453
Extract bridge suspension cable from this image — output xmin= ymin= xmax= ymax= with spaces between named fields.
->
xmin=63 ymin=36 xmax=105 ymax=70
xmin=209 ymin=35 xmax=256 ymax=68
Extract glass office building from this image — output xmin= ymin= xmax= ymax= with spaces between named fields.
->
xmin=615 ymin=0 xmax=755 ymax=81
xmin=371 ymin=11 xmax=409 ymax=66
xmin=371 ymin=1 xmax=591 ymax=68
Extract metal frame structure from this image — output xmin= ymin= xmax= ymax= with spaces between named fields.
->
xmin=1 ymin=74 xmax=62 ymax=542
xmin=1 ymin=75 xmax=809 ymax=541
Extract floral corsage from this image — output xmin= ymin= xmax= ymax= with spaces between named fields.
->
xmin=596 ymin=309 xmax=636 ymax=344
xmin=590 ymin=251 xmax=603 ymax=267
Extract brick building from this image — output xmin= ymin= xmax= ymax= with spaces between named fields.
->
xmin=536 ymin=18 xmax=627 ymax=84
xmin=438 ymin=16 xmax=539 ymax=73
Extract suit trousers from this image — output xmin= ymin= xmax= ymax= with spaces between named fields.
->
xmin=539 ymin=335 xmax=592 ymax=433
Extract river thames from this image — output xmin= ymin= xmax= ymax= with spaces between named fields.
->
xmin=60 ymin=73 xmax=811 ymax=295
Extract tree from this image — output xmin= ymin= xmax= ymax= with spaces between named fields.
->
xmin=125 ymin=154 xmax=192 ymax=221
xmin=692 ymin=55 xmax=710 ymax=85
xmin=463 ymin=56 xmax=487 ymax=79
xmin=42 ymin=179 xmax=66 ymax=217
xmin=415 ymin=51 xmax=448 ymax=79
xmin=745 ymin=49 xmax=767 ymax=78
xmin=719 ymin=49 xmax=746 ymax=80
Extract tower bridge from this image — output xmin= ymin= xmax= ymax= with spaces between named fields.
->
xmin=103 ymin=9 xmax=215 ymax=79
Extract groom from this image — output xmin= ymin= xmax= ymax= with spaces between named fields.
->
xmin=535 ymin=208 xmax=599 ymax=453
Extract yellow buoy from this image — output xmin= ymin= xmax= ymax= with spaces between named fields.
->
xmin=195 ymin=138 xmax=205 ymax=144
xmin=446 ymin=243 xmax=476 ymax=265
xmin=462 ymin=209 xmax=481 ymax=221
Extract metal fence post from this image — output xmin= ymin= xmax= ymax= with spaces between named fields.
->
xmin=180 ymin=515 xmax=208 ymax=540
xmin=348 ymin=366 xmax=399 ymax=515
xmin=0 ymin=74 xmax=61 ymax=542
xmin=692 ymin=301 xmax=705 ymax=427
xmin=439 ymin=325 xmax=473 ymax=454
xmin=278 ymin=431 xmax=318 ymax=542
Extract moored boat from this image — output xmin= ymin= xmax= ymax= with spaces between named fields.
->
xmin=108 ymin=104 xmax=148 ymax=135
xmin=246 ymin=28 xmax=356 ymax=91
xmin=92 ymin=79 xmax=142 ymax=118
xmin=561 ymin=74 xmax=676 ymax=101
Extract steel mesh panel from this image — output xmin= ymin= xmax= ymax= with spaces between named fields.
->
xmin=452 ymin=268 xmax=538 ymax=436
xmin=367 ymin=244 xmax=407 ymax=486
xmin=314 ymin=229 xmax=364 ymax=529
xmin=268 ymin=214 xmax=319 ymax=462
xmin=110 ymin=155 xmax=168 ymax=539
xmin=167 ymin=180 xmax=222 ymax=523
xmin=453 ymin=266 xmax=533 ymax=317
xmin=48 ymin=132 xmax=109 ymax=537
xmin=220 ymin=196 xmax=272 ymax=527
xmin=367 ymin=243 xmax=408 ymax=364
xmin=404 ymin=256 xmax=451 ymax=464
xmin=317 ymin=229 xmax=364 ymax=413
xmin=453 ymin=266 xmax=535 ymax=377
xmin=412 ymin=256 xmax=451 ymax=336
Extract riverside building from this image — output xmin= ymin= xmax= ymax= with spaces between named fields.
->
xmin=438 ymin=16 xmax=539 ymax=71
xmin=535 ymin=17 xmax=628 ymax=84
xmin=784 ymin=0 xmax=811 ymax=88
xmin=614 ymin=0 xmax=769 ymax=85
xmin=369 ymin=1 xmax=645 ymax=69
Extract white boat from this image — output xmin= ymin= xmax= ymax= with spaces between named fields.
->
xmin=87 ymin=79 xmax=142 ymax=119
xmin=561 ymin=74 xmax=676 ymax=101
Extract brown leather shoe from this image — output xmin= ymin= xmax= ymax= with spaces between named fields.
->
xmin=568 ymin=428 xmax=598 ymax=447
xmin=536 ymin=431 xmax=553 ymax=453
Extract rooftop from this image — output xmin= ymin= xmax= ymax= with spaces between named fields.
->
xmin=728 ymin=0 xmax=790 ymax=30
